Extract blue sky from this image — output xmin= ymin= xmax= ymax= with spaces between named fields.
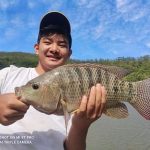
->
xmin=0 ymin=0 xmax=150 ymax=60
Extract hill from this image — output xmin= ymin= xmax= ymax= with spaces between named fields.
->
xmin=0 ymin=52 xmax=150 ymax=82
xmin=0 ymin=52 xmax=38 ymax=68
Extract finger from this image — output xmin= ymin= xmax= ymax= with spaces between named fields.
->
xmin=4 ymin=109 xmax=26 ymax=118
xmin=9 ymin=100 xmax=29 ymax=113
xmin=87 ymin=86 xmax=96 ymax=117
xmin=94 ymin=84 xmax=102 ymax=115
xmin=1 ymin=118 xmax=17 ymax=126
xmin=3 ymin=115 xmax=24 ymax=126
xmin=79 ymin=95 xmax=88 ymax=112
xmin=98 ymin=86 xmax=106 ymax=117
xmin=7 ymin=114 xmax=24 ymax=121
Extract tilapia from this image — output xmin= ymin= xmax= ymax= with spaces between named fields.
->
xmin=15 ymin=63 xmax=150 ymax=120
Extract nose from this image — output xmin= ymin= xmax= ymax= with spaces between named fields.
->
xmin=49 ymin=43 xmax=59 ymax=54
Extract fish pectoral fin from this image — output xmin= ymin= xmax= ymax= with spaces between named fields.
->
xmin=60 ymin=99 xmax=70 ymax=135
xmin=104 ymin=102 xmax=128 ymax=119
xmin=71 ymin=109 xmax=80 ymax=114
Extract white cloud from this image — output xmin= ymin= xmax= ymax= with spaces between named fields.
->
xmin=146 ymin=42 xmax=150 ymax=48
xmin=116 ymin=0 xmax=130 ymax=10
xmin=75 ymin=0 xmax=89 ymax=6
xmin=4 ymin=28 xmax=19 ymax=40
xmin=73 ymin=0 xmax=101 ymax=9
xmin=27 ymin=1 xmax=37 ymax=9
xmin=129 ymin=9 xmax=146 ymax=21
xmin=116 ymin=0 xmax=148 ymax=22
xmin=93 ymin=25 xmax=104 ymax=39
xmin=87 ymin=0 xmax=100 ymax=8
xmin=27 ymin=0 xmax=64 ymax=10
xmin=80 ymin=0 xmax=100 ymax=8
xmin=10 ymin=16 xmax=24 ymax=27
xmin=41 ymin=0 xmax=65 ymax=10
xmin=70 ymin=0 xmax=107 ymax=40
xmin=0 ymin=0 xmax=18 ymax=10
xmin=27 ymin=16 xmax=38 ymax=28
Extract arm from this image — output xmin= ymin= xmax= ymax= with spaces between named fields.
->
xmin=0 ymin=93 xmax=29 ymax=126
xmin=65 ymin=84 xmax=106 ymax=150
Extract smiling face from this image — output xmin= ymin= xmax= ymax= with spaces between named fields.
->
xmin=35 ymin=33 xmax=72 ymax=74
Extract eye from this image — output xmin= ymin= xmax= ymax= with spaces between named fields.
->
xmin=59 ymin=43 xmax=67 ymax=48
xmin=32 ymin=83 xmax=39 ymax=90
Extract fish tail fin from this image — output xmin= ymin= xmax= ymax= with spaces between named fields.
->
xmin=130 ymin=78 xmax=150 ymax=120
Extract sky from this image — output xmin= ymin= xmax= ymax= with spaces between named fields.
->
xmin=0 ymin=0 xmax=150 ymax=60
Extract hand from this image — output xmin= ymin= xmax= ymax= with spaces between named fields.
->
xmin=65 ymin=84 xmax=106 ymax=150
xmin=72 ymin=83 xmax=106 ymax=129
xmin=0 ymin=93 xmax=29 ymax=126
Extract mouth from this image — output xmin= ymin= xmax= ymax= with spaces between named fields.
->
xmin=46 ymin=54 xmax=62 ymax=61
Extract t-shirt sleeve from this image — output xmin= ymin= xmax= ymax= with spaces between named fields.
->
xmin=0 ymin=67 xmax=10 ymax=93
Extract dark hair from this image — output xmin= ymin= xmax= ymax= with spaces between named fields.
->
xmin=37 ymin=26 xmax=72 ymax=48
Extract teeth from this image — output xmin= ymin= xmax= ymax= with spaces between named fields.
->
xmin=47 ymin=55 xmax=61 ymax=59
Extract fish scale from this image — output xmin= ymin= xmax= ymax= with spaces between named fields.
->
xmin=15 ymin=63 xmax=150 ymax=120
xmin=51 ymin=65 xmax=135 ymax=113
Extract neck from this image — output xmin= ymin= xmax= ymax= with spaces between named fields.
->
xmin=35 ymin=63 xmax=51 ymax=75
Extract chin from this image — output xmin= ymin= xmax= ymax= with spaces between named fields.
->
xmin=46 ymin=61 xmax=64 ymax=69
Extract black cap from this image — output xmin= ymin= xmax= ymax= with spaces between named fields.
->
xmin=38 ymin=11 xmax=72 ymax=48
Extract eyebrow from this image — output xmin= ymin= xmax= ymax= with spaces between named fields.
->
xmin=43 ymin=37 xmax=68 ymax=44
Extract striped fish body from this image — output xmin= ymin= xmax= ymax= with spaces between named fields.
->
xmin=15 ymin=64 xmax=150 ymax=120
xmin=56 ymin=65 xmax=134 ymax=114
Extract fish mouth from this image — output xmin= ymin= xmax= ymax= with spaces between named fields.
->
xmin=15 ymin=87 xmax=22 ymax=99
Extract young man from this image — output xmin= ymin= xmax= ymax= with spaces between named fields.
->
xmin=0 ymin=12 xmax=106 ymax=150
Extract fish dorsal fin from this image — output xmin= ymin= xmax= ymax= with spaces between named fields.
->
xmin=102 ymin=66 xmax=131 ymax=79
xmin=104 ymin=102 xmax=128 ymax=119
xmin=60 ymin=99 xmax=70 ymax=135
xmin=64 ymin=63 xmax=131 ymax=79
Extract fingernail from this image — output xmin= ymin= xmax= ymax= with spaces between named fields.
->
xmin=98 ymin=114 xmax=102 ymax=118
xmin=97 ymin=83 xmax=101 ymax=86
xmin=82 ymin=95 xmax=87 ymax=103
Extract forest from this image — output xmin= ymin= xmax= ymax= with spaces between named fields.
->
xmin=0 ymin=51 xmax=150 ymax=82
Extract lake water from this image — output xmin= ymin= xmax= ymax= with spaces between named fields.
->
xmin=87 ymin=103 xmax=150 ymax=150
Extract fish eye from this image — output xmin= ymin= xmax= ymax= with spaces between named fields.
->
xmin=32 ymin=83 xmax=39 ymax=90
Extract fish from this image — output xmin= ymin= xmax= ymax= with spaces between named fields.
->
xmin=15 ymin=63 xmax=150 ymax=120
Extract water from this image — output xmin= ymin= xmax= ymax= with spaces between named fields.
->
xmin=87 ymin=103 xmax=150 ymax=150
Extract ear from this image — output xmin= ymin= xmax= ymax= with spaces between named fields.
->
xmin=34 ymin=44 xmax=39 ymax=55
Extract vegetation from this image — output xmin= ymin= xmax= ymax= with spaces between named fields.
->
xmin=0 ymin=52 xmax=38 ymax=68
xmin=0 ymin=52 xmax=150 ymax=82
